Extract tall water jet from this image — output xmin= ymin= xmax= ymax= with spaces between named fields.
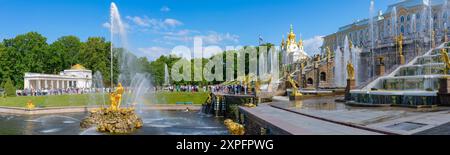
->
xmin=89 ymin=71 xmax=106 ymax=108
xmin=392 ymin=6 xmax=398 ymax=37
xmin=110 ymin=2 xmax=128 ymax=87
xmin=334 ymin=46 xmax=344 ymax=87
xmin=259 ymin=50 xmax=267 ymax=77
xmin=369 ymin=0 xmax=375 ymax=80
xmin=442 ymin=0 xmax=449 ymax=30
xmin=164 ymin=64 xmax=170 ymax=86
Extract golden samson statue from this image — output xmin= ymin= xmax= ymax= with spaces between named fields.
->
xmin=109 ymin=83 xmax=124 ymax=111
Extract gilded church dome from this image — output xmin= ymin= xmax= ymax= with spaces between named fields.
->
xmin=71 ymin=64 xmax=86 ymax=70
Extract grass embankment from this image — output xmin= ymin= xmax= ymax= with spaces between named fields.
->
xmin=0 ymin=92 xmax=210 ymax=108
xmin=147 ymin=92 xmax=210 ymax=105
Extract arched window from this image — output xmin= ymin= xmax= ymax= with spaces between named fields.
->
xmin=307 ymin=78 xmax=314 ymax=85
xmin=320 ymin=72 xmax=327 ymax=82
xmin=401 ymin=16 xmax=405 ymax=23
xmin=401 ymin=25 xmax=405 ymax=34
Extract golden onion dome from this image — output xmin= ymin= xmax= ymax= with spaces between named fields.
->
xmin=71 ymin=64 xmax=86 ymax=70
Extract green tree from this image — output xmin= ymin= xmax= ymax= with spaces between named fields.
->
xmin=49 ymin=36 xmax=82 ymax=72
xmin=1 ymin=32 xmax=49 ymax=89
xmin=3 ymin=78 xmax=16 ymax=97
xmin=79 ymin=37 xmax=118 ymax=87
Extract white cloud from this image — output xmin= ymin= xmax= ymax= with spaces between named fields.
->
xmin=102 ymin=22 xmax=111 ymax=29
xmin=138 ymin=46 xmax=170 ymax=60
xmin=126 ymin=16 xmax=150 ymax=27
xmin=160 ymin=6 xmax=171 ymax=12
xmin=303 ymin=36 xmax=324 ymax=56
xmin=164 ymin=19 xmax=183 ymax=27
xmin=195 ymin=31 xmax=240 ymax=45
xmin=125 ymin=16 xmax=183 ymax=30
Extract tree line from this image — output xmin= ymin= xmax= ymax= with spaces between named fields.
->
xmin=0 ymin=32 xmax=277 ymax=96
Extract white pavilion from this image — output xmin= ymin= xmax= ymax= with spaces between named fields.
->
xmin=24 ymin=64 xmax=92 ymax=89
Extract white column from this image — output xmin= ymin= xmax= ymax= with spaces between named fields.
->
xmin=66 ymin=80 xmax=69 ymax=88
xmin=56 ymin=80 xmax=59 ymax=89
xmin=37 ymin=80 xmax=41 ymax=89
xmin=24 ymin=79 xmax=29 ymax=89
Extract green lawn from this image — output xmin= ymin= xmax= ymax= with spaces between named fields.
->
xmin=147 ymin=92 xmax=210 ymax=105
xmin=0 ymin=92 xmax=210 ymax=108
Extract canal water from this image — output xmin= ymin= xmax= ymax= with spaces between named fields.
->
xmin=0 ymin=110 xmax=228 ymax=135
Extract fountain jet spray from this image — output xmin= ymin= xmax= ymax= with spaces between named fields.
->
xmin=109 ymin=2 xmax=128 ymax=88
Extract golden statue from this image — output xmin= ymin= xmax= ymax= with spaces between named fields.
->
xmin=347 ymin=61 xmax=355 ymax=80
xmin=287 ymin=74 xmax=302 ymax=97
xmin=396 ymin=33 xmax=404 ymax=56
xmin=255 ymin=79 xmax=261 ymax=95
xmin=109 ymin=83 xmax=124 ymax=111
xmin=440 ymin=49 xmax=450 ymax=75
xmin=26 ymin=100 xmax=35 ymax=110
xmin=224 ymin=119 xmax=245 ymax=135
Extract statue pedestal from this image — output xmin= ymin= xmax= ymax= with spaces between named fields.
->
xmin=438 ymin=77 xmax=450 ymax=105
xmin=345 ymin=79 xmax=356 ymax=101
xmin=376 ymin=64 xmax=385 ymax=76
xmin=399 ymin=55 xmax=405 ymax=65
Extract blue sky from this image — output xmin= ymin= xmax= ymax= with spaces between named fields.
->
xmin=0 ymin=0 xmax=400 ymax=60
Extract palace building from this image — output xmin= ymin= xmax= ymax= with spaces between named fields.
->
xmin=322 ymin=0 xmax=450 ymax=85
xmin=24 ymin=64 xmax=92 ymax=89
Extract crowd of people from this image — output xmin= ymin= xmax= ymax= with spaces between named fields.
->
xmin=166 ymin=85 xmax=208 ymax=92
xmin=14 ymin=84 xmax=255 ymax=97
xmin=15 ymin=88 xmax=113 ymax=96
xmin=209 ymin=84 xmax=253 ymax=95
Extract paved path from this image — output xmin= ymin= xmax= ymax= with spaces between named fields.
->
xmin=271 ymin=96 xmax=450 ymax=135
xmin=241 ymin=104 xmax=381 ymax=135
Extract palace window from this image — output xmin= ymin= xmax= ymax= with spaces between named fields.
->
xmin=401 ymin=16 xmax=405 ymax=23
xmin=307 ymin=78 xmax=314 ymax=85
xmin=320 ymin=72 xmax=327 ymax=82
xmin=401 ymin=25 xmax=405 ymax=34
